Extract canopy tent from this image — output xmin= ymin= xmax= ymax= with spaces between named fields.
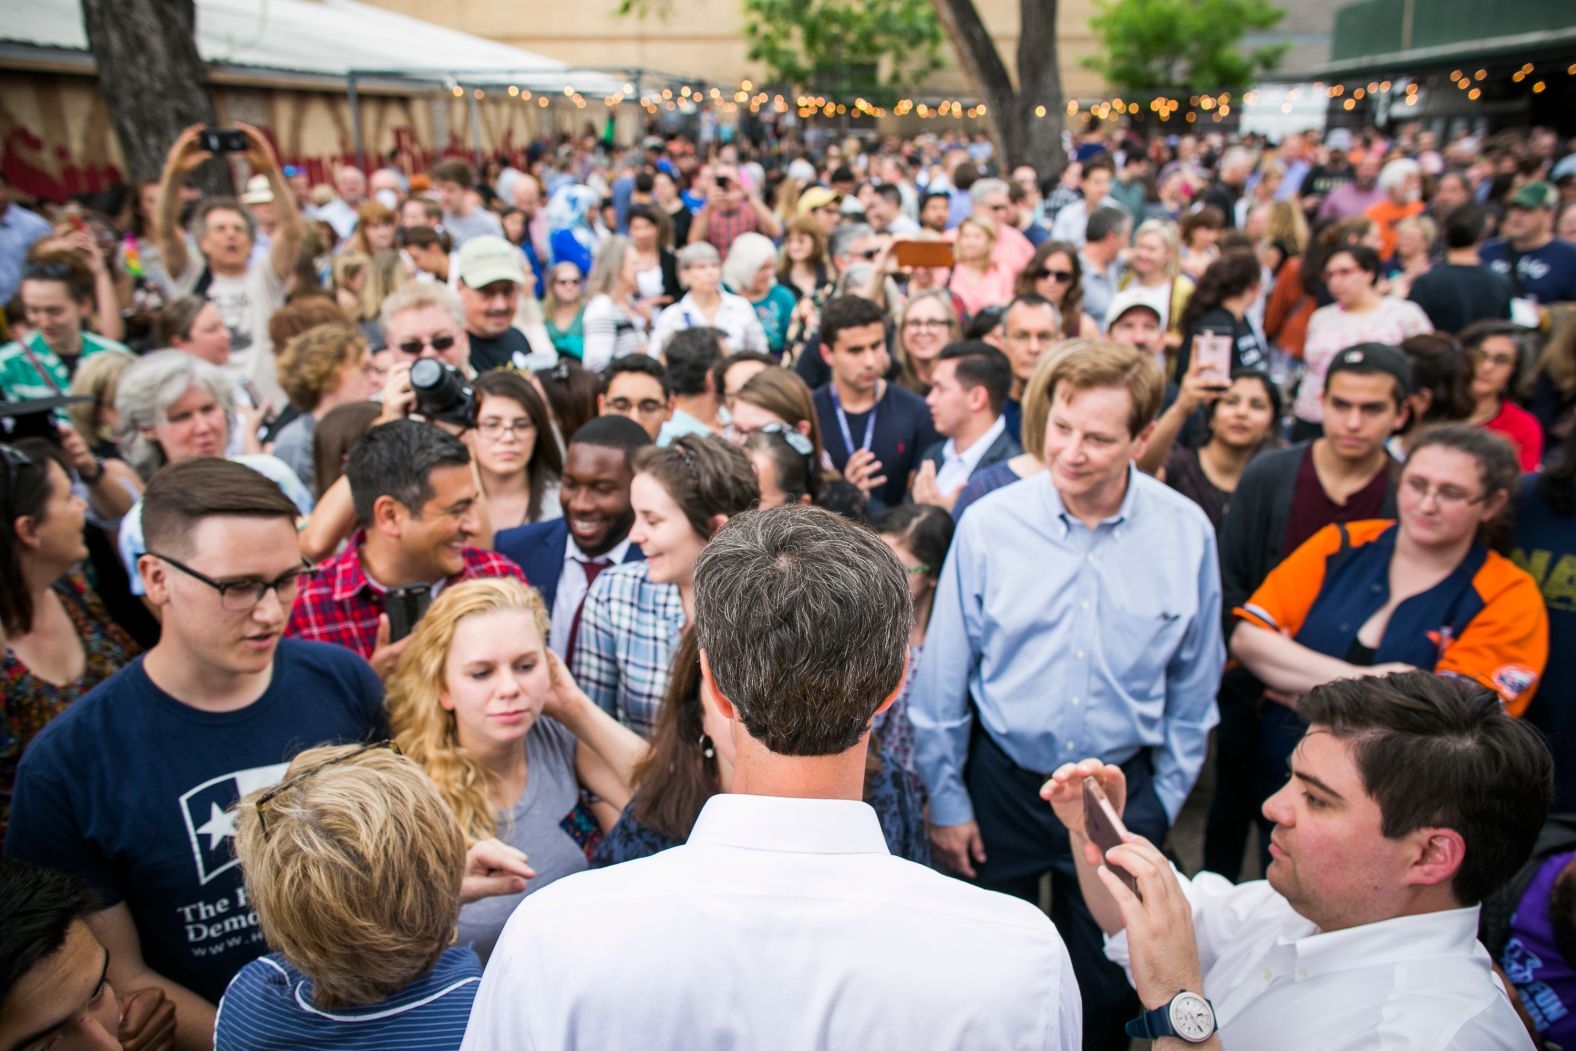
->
xmin=0 ymin=0 xmax=621 ymax=93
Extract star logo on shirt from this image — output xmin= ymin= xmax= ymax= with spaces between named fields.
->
xmin=193 ymin=803 xmax=237 ymax=851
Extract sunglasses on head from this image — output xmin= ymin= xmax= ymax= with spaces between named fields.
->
xmin=395 ymin=334 xmax=458 ymax=357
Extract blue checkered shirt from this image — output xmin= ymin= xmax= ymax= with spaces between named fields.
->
xmin=570 ymin=562 xmax=684 ymax=737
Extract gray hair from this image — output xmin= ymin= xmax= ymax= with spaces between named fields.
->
xmin=693 ymin=505 xmax=911 ymax=756
xmin=969 ymin=177 xmax=1010 ymax=205
xmin=1378 ymin=158 xmax=1422 ymax=193
xmin=587 ymin=235 xmax=632 ymax=297
xmin=191 ymin=197 xmax=257 ymax=244
xmin=675 ymin=241 xmax=721 ymax=270
xmin=114 ymin=350 xmax=235 ymax=478
xmin=379 ymin=282 xmax=464 ymax=341
xmin=828 ymin=222 xmax=875 ymax=261
xmin=721 ymin=232 xmax=777 ymax=292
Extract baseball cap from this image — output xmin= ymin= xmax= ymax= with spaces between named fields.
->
xmin=1324 ymin=342 xmax=1412 ymax=394
xmin=1104 ymin=288 xmax=1164 ymax=328
xmin=797 ymin=186 xmax=842 ymax=214
xmin=1509 ymin=181 xmax=1557 ymax=210
xmin=455 ymin=235 xmax=526 ymax=288
xmin=239 ymin=174 xmax=274 ymax=205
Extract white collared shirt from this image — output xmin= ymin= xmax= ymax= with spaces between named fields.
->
xmin=1105 ymin=869 xmax=1528 ymax=1049
xmin=547 ymin=535 xmax=633 ymax=655
xmin=462 ymin=794 xmax=1082 ymax=1050
xmin=935 ymin=414 xmax=1006 ymax=495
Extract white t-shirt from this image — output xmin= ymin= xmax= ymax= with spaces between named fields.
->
xmin=174 ymin=257 xmax=289 ymax=409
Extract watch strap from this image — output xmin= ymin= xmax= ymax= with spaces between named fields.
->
xmin=1124 ymin=1003 xmax=1172 ymax=1041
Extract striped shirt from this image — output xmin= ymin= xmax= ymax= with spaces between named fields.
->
xmin=214 ymin=947 xmax=481 ymax=1050
xmin=570 ymin=560 xmax=684 ymax=736
xmin=0 ymin=330 xmax=128 ymax=401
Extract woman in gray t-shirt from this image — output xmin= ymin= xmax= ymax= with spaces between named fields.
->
xmin=387 ymin=577 xmax=650 ymax=962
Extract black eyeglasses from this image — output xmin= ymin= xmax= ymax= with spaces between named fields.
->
xmin=1 ymin=444 xmax=33 ymax=513
xmin=255 ymin=740 xmax=401 ymax=838
xmin=395 ymin=334 xmax=458 ymax=357
xmin=149 ymin=552 xmax=316 ymax=612
xmin=1038 ymin=268 xmax=1075 ymax=282
xmin=608 ymin=397 xmax=667 ymax=416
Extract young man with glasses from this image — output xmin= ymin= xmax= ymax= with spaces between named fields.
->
xmin=286 ymin=420 xmax=525 ymax=677
xmin=598 ymin=355 xmax=673 ymax=442
xmin=5 ymin=458 xmax=386 ymax=1047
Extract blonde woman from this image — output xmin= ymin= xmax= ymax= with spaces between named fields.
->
xmin=358 ymin=250 xmax=408 ymax=336
xmin=66 ymin=347 xmax=137 ymax=455
xmin=542 ymin=261 xmax=588 ymax=361
xmin=222 ymin=743 xmax=494 ymax=1048
xmin=386 ymin=578 xmax=647 ymax=962
xmin=947 ymin=214 xmax=1014 ymax=318
xmin=331 ymin=251 xmax=370 ymax=320
xmin=894 ymin=288 xmax=961 ymax=395
xmin=1120 ymin=219 xmax=1195 ymax=354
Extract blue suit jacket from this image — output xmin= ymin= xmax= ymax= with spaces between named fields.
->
xmin=495 ymin=518 xmax=644 ymax=611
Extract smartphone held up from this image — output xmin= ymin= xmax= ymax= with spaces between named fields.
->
xmin=1082 ymin=777 xmax=1141 ymax=898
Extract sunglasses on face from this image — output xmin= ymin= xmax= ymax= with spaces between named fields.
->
xmin=395 ymin=334 xmax=457 ymax=357
xmin=1037 ymin=269 xmax=1075 ymax=282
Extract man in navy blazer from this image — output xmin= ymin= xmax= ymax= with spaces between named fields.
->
xmin=910 ymin=340 xmax=1022 ymax=511
xmin=496 ymin=415 xmax=651 ymax=658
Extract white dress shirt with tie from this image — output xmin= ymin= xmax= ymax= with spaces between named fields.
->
xmin=547 ymin=535 xmax=632 ymax=656
xmin=1104 ymin=868 xmax=1530 ymax=1049
xmin=461 ymin=794 xmax=1083 ymax=1050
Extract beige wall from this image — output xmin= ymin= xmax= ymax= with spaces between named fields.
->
xmin=360 ymin=0 xmax=1109 ymax=100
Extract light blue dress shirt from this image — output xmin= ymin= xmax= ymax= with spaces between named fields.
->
xmin=911 ymin=467 xmax=1224 ymax=828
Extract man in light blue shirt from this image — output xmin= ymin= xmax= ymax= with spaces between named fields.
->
xmin=0 ymin=176 xmax=52 ymax=305
xmin=911 ymin=339 xmax=1223 ymax=1051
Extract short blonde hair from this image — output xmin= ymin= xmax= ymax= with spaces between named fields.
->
xmin=276 ymin=323 xmax=366 ymax=411
xmin=386 ymin=578 xmax=552 ymax=842
xmin=1043 ymin=339 xmax=1165 ymax=438
xmin=231 ymin=744 xmax=466 ymax=1009
xmin=66 ymin=348 xmax=136 ymax=446
xmin=1020 ymin=338 xmax=1092 ymax=458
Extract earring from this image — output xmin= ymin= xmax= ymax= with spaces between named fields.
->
xmin=698 ymin=733 xmax=715 ymax=760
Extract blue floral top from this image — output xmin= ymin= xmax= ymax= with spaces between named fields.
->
xmin=593 ymin=747 xmax=930 ymax=867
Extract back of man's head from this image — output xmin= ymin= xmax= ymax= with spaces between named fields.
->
xmin=938 ymin=340 xmax=1013 ymax=417
xmin=1086 ymin=205 xmax=1130 ymax=246
xmin=0 ymin=858 xmax=101 ymax=1008
xmin=695 ymin=506 xmax=910 ymax=756
xmin=1299 ymin=672 xmax=1552 ymax=905
xmin=346 ymin=419 xmax=470 ymax=527
xmin=142 ymin=458 xmax=300 ymax=558
xmin=664 ymin=328 xmax=725 ymax=397
xmin=1442 ymin=204 xmax=1489 ymax=250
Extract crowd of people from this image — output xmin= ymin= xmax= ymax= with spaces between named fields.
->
xmin=1 ymin=111 xmax=1574 ymax=1050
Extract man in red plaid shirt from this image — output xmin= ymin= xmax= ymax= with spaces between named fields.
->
xmin=287 ymin=419 xmax=525 ymax=676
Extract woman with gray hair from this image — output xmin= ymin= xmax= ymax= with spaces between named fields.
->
xmin=722 ymin=233 xmax=796 ymax=358
xmin=112 ymin=350 xmax=314 ymax=596
xmin=648 ymin=242 xmax=768 ymax=358
xmin=581 ymin=235 xmax=647 ymax=372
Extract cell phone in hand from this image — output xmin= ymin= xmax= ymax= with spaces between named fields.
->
xmin=893 ymin=239 xmax=954 ymax=269
xmin=385 ymin=584 xmax=432 ymax=642
xmin=715 ymin=175 xmax=731 ymax=190
xmin=1194 ymin=332 xmax=1233 ymax=380
xmin=199 ymin=127 xmax=248 ymax=154
xmin=1083 ymin=777 xmax=1141 ymax=898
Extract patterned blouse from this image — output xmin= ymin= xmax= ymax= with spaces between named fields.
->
xmin=2 ymin=574 xmax=139 ymax=836
xmin=592 ymin=746 xmax=931 ymax=868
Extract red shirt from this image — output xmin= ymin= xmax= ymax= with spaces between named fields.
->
xmin=1482 ymin=400 xmax=1544 ymax=472
xmin=702 ymin=204 xmax=758 ymax=258
xmin=1282 ymin=444 xmax=1392 ymax=554
xmin=287 ymin=532 xmax=527 ymax=659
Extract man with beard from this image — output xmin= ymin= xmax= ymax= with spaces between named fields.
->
xmin=496 ymin=415 xmax=651 ymax=662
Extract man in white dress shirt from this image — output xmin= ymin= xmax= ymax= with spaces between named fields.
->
xmin=463 ymin=505 xmax=1082 ymax=1050
xmin=1043 ymin=672 xmax=1550 ymax=1049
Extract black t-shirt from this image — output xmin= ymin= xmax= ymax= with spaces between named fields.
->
xmin=5 ymin=640 xmax=386 ymax=1001
xmin=469 ymin=326 xmax=537 ymax=372
xmin=1175 ymin=306 xmax=1268 ymax=383
xmin=1301 ymin=163 xmax=1354 ymax=202
xmin=812 ymin=380 xmax=939 ymax=512
xmin=1408 ymin=263 xmax=1513 ymax=335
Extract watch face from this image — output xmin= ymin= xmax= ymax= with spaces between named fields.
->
xmin=1170 ymin=992 xmax=1215 ymax=1042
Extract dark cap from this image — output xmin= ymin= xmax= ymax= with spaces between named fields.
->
xmin=1324 ymin=342 xmax=1412 ymax=394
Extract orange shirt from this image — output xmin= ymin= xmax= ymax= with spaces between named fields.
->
xmin=1363 ymin=198 xmax=1425 ymax=262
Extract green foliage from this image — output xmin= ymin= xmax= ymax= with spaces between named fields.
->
xmin=616 ymin=0 xmax=944 ymax=104
xmin=1083 ymin=0 xmax=1288 ymax=94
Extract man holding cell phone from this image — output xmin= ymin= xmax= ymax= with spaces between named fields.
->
xmin=1041 ymin=672 xmax=1550 ymax=1050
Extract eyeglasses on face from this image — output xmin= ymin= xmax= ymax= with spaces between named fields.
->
xmin=254 ymin=740 xmax=401 ymax=838
xmin=395 ymin=333 xmax=458 ymax=357
xmin=608 ymin=397 xmax=667 ymax=416
xmin=1399 ymin=475 xmax=1487 ymax=508
xmin=477 ymin=418 xmax=536 ymax=438
xmin=149 ymin=552 xmax=316 ymax=612
xmin=903 ymin=318 xmax=951 ymax=330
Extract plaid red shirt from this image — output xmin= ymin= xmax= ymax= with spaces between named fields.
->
xmin=701 ymin=203 xmax=758 ymax=258
xmin=286 ymin=532 xmax=527 ymax=659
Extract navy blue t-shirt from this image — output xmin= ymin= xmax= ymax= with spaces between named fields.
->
xmin=813 ymin=380 xmax=939 ymax=512
xmin=1481 ymin=238 xmax=1576 ymax=304
xmin=1512 ymin=475 xmax=1576 ymax=811
xmin=5 ymin=639 xmax=386 ymax=1003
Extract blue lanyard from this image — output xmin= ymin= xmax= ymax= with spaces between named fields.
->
xmin=830 ymin=382 xmax=879 ymax=456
